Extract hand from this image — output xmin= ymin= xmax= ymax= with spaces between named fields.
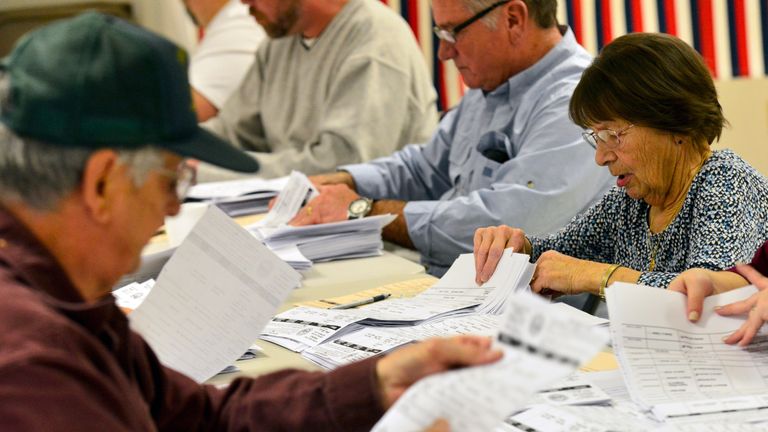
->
xmin=289 ymin=184 xmax=358 ymax=226
xmin=668 ymin=268 xmax=719 ymax=322
xmin=474 ymin=225 xmax=530 ymax=284
xmin=717 ymin=265 xmax=768 ymax=346
xmin=669 ymin=267 xmax=751 ymax=322
xmin=375 ymin=335 xmax=502 ymax=409
xmin=531 ymin=251 xmax=604 ymax=297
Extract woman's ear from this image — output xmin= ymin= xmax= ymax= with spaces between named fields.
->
xmin=80 ymin=150 xmax=120 ymax=223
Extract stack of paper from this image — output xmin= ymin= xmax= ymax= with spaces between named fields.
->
xmin=186 ymin=176 xmax=290 ymax=216
xmin=372 ymin=291 xmax=609 ymax=431
xmin=606 ymin=282 xmax=768 ymax=425
xmin=129 ymin=206 xmax=301 ymax=383
xmin=249 ymin=214 xmax=396 ymax=263
xmin=260 ymin=307 xmax=366 ymax=352
xmin=302 ymin=326 xmax=415 ymax=369
xmin=246 ymin=171 xmax=396 ymax=265
xmin=302 ymin=314 xmax=501 ymax=369
xmin=437 ymin=250 xmax=534 ymax=315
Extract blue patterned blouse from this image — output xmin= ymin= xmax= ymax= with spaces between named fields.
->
xmin=530 ymin=150 xmax=768 ymax=288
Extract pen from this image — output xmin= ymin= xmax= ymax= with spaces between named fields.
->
xmin=330 ymin=293 xmax=391 ymax=310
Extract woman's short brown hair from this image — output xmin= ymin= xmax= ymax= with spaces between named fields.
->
xmin=569 ymin=33 xmax=726 ymax=145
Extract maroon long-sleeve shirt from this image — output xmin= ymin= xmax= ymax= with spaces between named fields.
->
xmin=0 ymin=209 xmax=384 ymax=431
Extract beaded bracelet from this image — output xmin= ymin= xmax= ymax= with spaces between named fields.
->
xmin=599 ymin=264 xmax=622 ymax=300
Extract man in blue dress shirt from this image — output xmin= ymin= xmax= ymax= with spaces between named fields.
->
xmin=290 ymin=0 xmax=614 ymax=276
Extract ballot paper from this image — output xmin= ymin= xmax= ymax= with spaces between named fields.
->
xmin=302 ymin=327 xmax=415 ymax=369
xmin=607 ymin=283 xmax=768 ymax=413
xmin=255 ymin=171 xmax=318 ymax=228
xmin=303 ymin=314 xmax=502 ymax=370
xmin=500 ymin=401 xmax=661 ymax=432
xmin=260 ymin=306 xmax=366 ymax=352
xmin=129 ymin=206 xmax=301 ymax=383
xmin=527 ymin=374 xmax=611 ymax=407
xmin=249 ymin=214 xmax=396 ymax=264
xmin=113 ymin=279 xmax=155 ymax=311
xmin=187 ymin=176 xmax=289 ymax=200
xmin=436 ymin=250 xmax=534 ymax=314
xmin=372 ymin=291 xmax=609 ymax=432
xmin=186 ymin=176 xmax=290 ymax=217
xmin=548 ymin=302 xmax=610 ymax=327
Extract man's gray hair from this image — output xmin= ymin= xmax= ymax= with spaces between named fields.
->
xmin=0 ymin=124 xmax=164 ymax=211
xmin=0 ymin=72 xmax=165 ymax=210
xmin=461 ymin=0 xmax=503 ymax=29
xmin=461 ymin=0 xmax=559 ymax=29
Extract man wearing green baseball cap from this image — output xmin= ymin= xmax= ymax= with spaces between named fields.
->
xmin=0 ymin=13 xmax=499 ymax=430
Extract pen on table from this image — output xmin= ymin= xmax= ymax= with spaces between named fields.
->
xmin=330 ymin=293 xmax=391 ymax=310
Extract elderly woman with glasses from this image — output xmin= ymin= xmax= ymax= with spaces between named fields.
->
xmin=472 ymin=32 xmax=768 ymax=311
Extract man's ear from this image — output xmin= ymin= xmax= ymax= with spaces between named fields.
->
xmin=80 ymin=150 xmax=121 ymax=223
xmin=504 ymin=0 xmax=527 ymax=43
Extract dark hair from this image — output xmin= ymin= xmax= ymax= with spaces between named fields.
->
xmin=569 ymin=32 xmax=726 ymax=145
xmin=464 ymin=0 xmax=558 ymax=28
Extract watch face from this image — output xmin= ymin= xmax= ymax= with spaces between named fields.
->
xmin=350 ymin=199 xmax=368 ymax=214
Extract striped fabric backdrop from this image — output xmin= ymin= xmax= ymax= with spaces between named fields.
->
xmin=382 ymin=0 xmax=768 ymax=109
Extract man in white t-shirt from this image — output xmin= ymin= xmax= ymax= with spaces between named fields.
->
xmin=183 ymin=0 xmax=265 ymax=121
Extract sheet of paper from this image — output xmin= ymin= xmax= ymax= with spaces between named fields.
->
xmin=372 ymin=292 xmax=609 ymax=432
xmin=260 ymin=306 xmax=364 ymax=352
xmin=255 ymin=171 xmax=318 ymax=228
xmin=528 ymin=374 xmax=611 ymax=406
xmin=294 ymin=276 xmax=436 ymax=308
xmin=435 ymin=250 xmax=534 ymax=314
xmin=112 ymin=279 xmax=155 ymax=311
xmin=129 ymin=206 xmax=301 ymax=383
xmin=302 ymin=326 xmax=414 ymax=369
xmin=501 ymin=401 xmax=660 ymax=432
xmin=548 ymin=302 xmax=609 ymax=327
xmin=652 ymin=393 xmax=768 ymax=425
xmin=186 ymin=176 xmax=289 ymax=199
xmin=606 ymin=283 xmax=768 ymax=409
xmin=357 ymin=286 xmax=490 ymax=324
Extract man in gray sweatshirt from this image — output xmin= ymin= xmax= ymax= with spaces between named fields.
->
xmin=199 ymin=0 xmax=439 ymax=180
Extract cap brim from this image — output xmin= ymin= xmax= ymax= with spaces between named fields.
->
xmin=165 ymin=127 xmax=259 ymax=173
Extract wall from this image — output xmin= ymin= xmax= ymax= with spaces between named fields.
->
xmin=716 ymin=78 xmax=768 ymax=175
xmin=0 ymin=0 xmax=197 ymax=52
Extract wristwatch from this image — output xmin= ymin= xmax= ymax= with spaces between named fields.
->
xmin=347 ymin=197 xmax=373 ymax=219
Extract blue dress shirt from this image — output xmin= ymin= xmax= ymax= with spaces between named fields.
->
xmin=343 ymin=28 xmax=614 ymax=275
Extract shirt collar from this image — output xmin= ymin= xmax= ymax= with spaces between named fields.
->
xmin=0 ymin=207 xmax=119 ymax=332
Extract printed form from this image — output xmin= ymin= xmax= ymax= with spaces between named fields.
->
xmin=129 ymin=206 xmax=301 ymax=382
xmin=607 ymin=283 xmax=768 ymax=422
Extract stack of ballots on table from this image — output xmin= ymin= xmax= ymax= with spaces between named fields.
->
xmin=260 ymin=250 xmax=535 ymax=368
xmin=185 ymin=176 xmax=289 ymax=217
xmin=248 ymin=171 xmax=396 ymax=267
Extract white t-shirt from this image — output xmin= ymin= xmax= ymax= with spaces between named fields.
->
xmin=189 ymin=0 xmax=265 ymax=108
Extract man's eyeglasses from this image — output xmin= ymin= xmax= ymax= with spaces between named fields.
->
xmin=155 ymin=160 xmax=197 ymax=202
xmin=433 ymin=0 xmax=511 ymax=44
xmin=582 ymin=124 xmax=634 ymax=150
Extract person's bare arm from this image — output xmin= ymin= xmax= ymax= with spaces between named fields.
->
xmin=371 ymin=200 xmax=413 ymax=249
xmin=192 ymin=88 xmax=218 ymax=122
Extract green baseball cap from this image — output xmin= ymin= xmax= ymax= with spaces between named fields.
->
xmin=0 ymin=12 xmax=258 ymax=173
